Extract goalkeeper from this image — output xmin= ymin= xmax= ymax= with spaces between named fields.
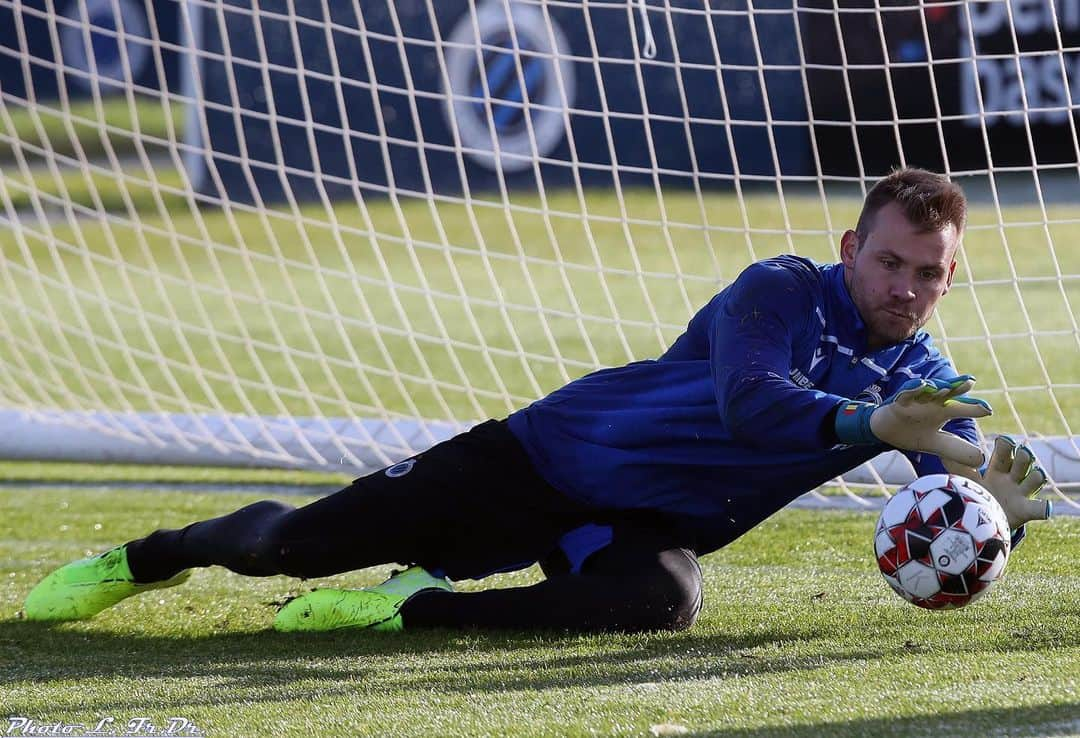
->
xmin=24 ymin=167 xmax=1052 ymax=633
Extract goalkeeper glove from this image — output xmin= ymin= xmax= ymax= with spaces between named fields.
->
xmin=834 ymin=375 xmax=991 ymax=468
xmin=944 ymin=435 xmax=1053 ymax=530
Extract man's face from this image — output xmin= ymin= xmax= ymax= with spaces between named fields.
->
xmin=841 ymin=201 xmax=959 ymax=351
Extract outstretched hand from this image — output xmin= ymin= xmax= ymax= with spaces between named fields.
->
xmin=944 ymin=435 xmax=1053 ymax=530
xmin=867 ymin=375 xmax=992 ymax=468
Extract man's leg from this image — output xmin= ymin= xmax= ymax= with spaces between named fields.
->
xmin=400 ymin=525 xmax=703 ymax=633
xmin=23 ymin=479 xmax=443 ymax=622
xmin=25 ymin=419 xmax=601 ymax=622
xmin=124 ymin=420 xmax=594 ymax=584
xmin=124 ymin=492 xmax=394 ymax=583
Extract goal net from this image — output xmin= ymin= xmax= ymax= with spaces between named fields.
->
xmin=0 ymin=0 xmax=1076 ymax=506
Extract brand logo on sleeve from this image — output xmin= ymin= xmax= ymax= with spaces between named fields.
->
xmin=385 ymin=459 xmax=417 ymax=478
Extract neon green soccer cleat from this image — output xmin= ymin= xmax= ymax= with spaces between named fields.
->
xmin=23 ymin=545 xmax=191 ymax=622
xmin=274 ymin=566 xmax=453 ymax=633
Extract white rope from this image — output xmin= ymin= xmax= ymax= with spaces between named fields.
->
xmin=635 ymin=0 xmax=657 ymax=60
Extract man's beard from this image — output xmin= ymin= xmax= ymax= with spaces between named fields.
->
xmin=868 ymin=307 xmax=922 ymax=344
xmin=850 ymin=278 xmax=924 ymax=346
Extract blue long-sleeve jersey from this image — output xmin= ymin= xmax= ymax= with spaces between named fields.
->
xmin=507 ymin=256 xmax=977 ymax=555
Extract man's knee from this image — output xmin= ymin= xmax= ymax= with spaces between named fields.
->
xmin=228 ymin=500 xmax=297 ymax=575
xmin=651 ymin=548 xmax=703 ymax=632
xmin=648 ymin=551 xmax=699 ymax=631
xmin=252 ymin=500 xmax=353 ymax=579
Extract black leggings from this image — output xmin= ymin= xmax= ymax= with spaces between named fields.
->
xmin=404 ymin=536 xmax=702 ymax=632
xmin=125 ymin=421 xmax=703 ymax=632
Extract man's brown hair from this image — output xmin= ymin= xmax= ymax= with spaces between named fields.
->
xmin=855 ymin=167 xmax=967 ymax=245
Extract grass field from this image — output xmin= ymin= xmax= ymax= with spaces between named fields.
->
xmin=1 ymin=98 xmax=1078 ymax=736
xmin=2 ymin=486 xmax=1078 ymax=737
xmin=1 ymin=95 xmax=1078 ymax=437
xmin=2 ymin=177 xmax=1078 ymax=432
xmin=0 ymin=96 xmax=185 ymax=164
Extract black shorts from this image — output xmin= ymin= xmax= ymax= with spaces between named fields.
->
xmin=292 ymin=419 xmax=689 ymax=580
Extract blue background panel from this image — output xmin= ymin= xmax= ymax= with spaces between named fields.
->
xmin=0 ymin=0 xmax=180 ymax=101
xmin=194 ymin=0 xmax=813 ymax=205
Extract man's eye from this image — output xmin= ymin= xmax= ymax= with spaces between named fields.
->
xmin=882 ymin=259 xmax=897 ymax=269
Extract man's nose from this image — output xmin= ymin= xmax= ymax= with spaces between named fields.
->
xmin=890 ymin=275 xmax=917 ymax=301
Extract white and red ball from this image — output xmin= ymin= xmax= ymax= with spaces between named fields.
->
xmin=875 ymin=474 xmax=1011 ymax=610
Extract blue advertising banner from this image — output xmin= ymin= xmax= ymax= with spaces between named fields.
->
xmin=0 ymin=0 xmax=181 ymax=101
xmin=189 ymin=0 xmax=813 ymax=205
xmin=802 ymin=0 xmax=1080 ymax=175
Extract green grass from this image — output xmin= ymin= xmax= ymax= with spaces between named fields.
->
xmin=0 ymin=96 xmax=185 ymax=163
xmin=2 ymin=178 xmax=1077 ymax=434
xmin=2 ymin=92 xmax=1077 ymax=737
xmin=0 ymin=459 xmax=348 ymax=487
xmin=2 ymin=487 xmax=1077 ymax=736
xmin=1 ymin=99 xmax=1078 ymax=438
xmin=0 ymin=98 xmax=1076 ymax=439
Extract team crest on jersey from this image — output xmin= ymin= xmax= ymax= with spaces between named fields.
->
xmin=385 ymin=459 xmax=416 ymax=478
xmin=856 ymin=383 xmax=884 ymax=405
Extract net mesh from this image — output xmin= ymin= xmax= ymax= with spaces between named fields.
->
xmin=0 ymin=0 xmax=1076 ymax=506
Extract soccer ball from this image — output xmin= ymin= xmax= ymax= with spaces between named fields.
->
xmin=875 ymin=473 xmax=1011 ymax=610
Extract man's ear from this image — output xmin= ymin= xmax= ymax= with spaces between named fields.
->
xmin=942 ymin=228 xmax=961 ymax=295
xmin=840 ymin=230 xmax=859 ymax=268
xmin=943 ymin=258 xmax=957 ymax=295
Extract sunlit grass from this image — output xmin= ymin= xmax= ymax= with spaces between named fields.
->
xmin=1 ymin=180 xmax=1076 ymax=436
xmin=0 ymin=95 xmax=185 ymax=163
xmin=2 ymin=488 xmax=1077 ymax=737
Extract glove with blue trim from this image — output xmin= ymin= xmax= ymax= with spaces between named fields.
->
xmin=944 ymin=435 xmax=1053 ymax=530
xmin=834 ymin=375 xmax=992 ymax=468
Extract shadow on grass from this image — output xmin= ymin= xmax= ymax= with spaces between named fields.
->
xmin=2 ymin=615 xmax=1073 ymax=716
xmin=681 ymin=703 xmax=1080 ymax=737
xmin=0 ymin=619 xmax=823 ymax=702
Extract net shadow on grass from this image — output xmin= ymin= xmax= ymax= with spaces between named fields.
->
xmin=1 ymin=619 xmax=1073 ymax=713
xmin=674 ymin=702 xmax=1080 ymax=738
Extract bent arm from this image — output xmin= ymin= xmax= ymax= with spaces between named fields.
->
xmin=710 ymin=262 xmax=853 ymax=452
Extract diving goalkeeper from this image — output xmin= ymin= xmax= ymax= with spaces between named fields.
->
xmin=23 ymin=167 xmax=1053 ymax=633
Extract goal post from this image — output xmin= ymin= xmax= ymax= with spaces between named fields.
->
xmin=0 ymin=0 xmax=1077 ymax=505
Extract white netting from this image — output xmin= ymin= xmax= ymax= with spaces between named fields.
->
xmin=0 ymin=0 xmax=1076 ymax=507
